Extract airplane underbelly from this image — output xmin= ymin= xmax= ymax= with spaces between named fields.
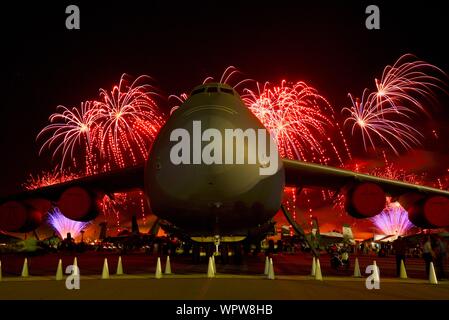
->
xmin=147 ymin=165 xmax=284 ymax=235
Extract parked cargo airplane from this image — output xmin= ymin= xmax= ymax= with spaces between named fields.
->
xmin=1 ymin=83 xmax=448 ymax=246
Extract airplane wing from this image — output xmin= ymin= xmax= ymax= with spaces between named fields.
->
xmin=0 ymin=165 xmax=145 ymax=203
xmin=283 ymin=159 xmax=449 ymax=228
xmin=2 ymin=158 xmax=448 ymax=233
xmin=0 ymin=165 xmax=145 ymax=232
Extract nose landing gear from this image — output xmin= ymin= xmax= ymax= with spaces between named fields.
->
xmin=214 ymin=235 xmax=220 ymax=255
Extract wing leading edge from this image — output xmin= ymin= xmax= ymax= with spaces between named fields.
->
xmin=283 ymin=159 xmax=449 ymax=228
xmin=1 ymin=159 xmax=448 ymax=233
xmin=0 ymin=165 xmax=145 ymax=204
xmin=0 ymin=165 xmax=145 ymax=232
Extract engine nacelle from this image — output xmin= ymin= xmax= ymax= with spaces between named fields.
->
xmin=407 ymin=196 xmax=449 ymax=228
xmin=0 ymin=199 xmax=48 ymax=232
xmin=344 ymin=182 xmax=386 ymax=218
xmin=57 ymin=186 xmax=99 ymax=221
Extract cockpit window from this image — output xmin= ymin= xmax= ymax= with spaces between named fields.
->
xmin=206 ymin=87 xmax=218 ymax=93
xmin=191 ymin=88 xmax=205 ymax=95
xmin=220 ymin=88 xmax=234 ymax=95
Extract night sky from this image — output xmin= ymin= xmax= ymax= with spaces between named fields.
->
xmin=1 ymin=0 xmax=449 ymax=195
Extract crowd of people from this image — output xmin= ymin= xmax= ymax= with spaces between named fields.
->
xmin=324 ymin=235 xmax=448 ymax=279
xmin=390 ymin=235 xmax=447 ymax=279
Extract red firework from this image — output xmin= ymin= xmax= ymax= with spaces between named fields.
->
xmin=36 ymin=74 xmax=166 ymax=227
xmin=37 ymin=101 xmax=99 ymax=173
xmin=94 ymin=74 xmax=166 ymax=169
xmin=38 ymin=74 xmax=166 ymax=173
xmin=23 ymin=170 xmax=79 ymax=190
xmin=242 ymin=80 xmax=348 ymax=165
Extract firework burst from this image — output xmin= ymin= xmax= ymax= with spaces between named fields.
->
xmin=344 ymin=54 xmax=447 ymax=155
xmin=343 ymin=90 xmax=423 ymax=154
xmin=169 ymin=66 xmax=253 ymax=114
xmin=374 ymin=54 xmax=447 ymax=113
xmin=168 ymin=92 xmax=188 ymax=114
xmin=94 ymin=74 xmax=166 ymax=169
xmin=36 ymin=74 xmax=166 ymax=227
xmin=48 ymin=207 xmax=89 ymax=239
xmin=38 ymin=74 xmax=166 ymax=173
xmin=243 ymin=80 xmax=345 ymax=165
xmin=371 ymin=201 xmax=414 ymax=236
xmin=37 ymin=101 xmax=98 ymax=172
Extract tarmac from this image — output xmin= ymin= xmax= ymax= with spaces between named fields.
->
xmin=1 ymin=273 xmax=449 ymax=300
xmin=1 ymin=252 xmax=449 ymax=299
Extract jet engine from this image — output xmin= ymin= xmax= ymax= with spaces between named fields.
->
xmin=57 ymin=186 xmax=99 ymax=221
xmin=344 ymin=182 xmax=386 ymax=218
xmin=0 ymin=198 xmax=51 ymax=232
xmin=406 ymin=195 xmax=449 ymax=228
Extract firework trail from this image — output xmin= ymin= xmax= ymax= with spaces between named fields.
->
xmin=169 ymin=66 xmax=254 ymax=114
xmin=168 ymin=93 xmax=188 ymax=114
xmin=371 ymin=201 xmax=414 ymax=236
xmin=48 ymin=207 xmax=89 ymax=239
xmin=96 ymin=193 xmax=128 ymax=228
xmin=343 ymin=54 xmax=447 ymax=155
xmin=202 ymin=65 xmax=253 ymax=90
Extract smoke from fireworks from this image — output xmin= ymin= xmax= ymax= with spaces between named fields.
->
xmin=371 ymin=201 xmax=414 ymax=236
xmin=48 ymin=207 xmax=89 ymax=239
xmin=343 ymin=54 xmax=447 ymax=155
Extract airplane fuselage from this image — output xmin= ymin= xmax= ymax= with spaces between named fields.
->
xmin=145 ymin=83 xmax=285 ymax=237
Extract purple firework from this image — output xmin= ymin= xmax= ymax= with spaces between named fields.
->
xmin=47 ymin=207 xmax=90 ymax=239
xmin=371 ymin=202 xmax=414 ymax=236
